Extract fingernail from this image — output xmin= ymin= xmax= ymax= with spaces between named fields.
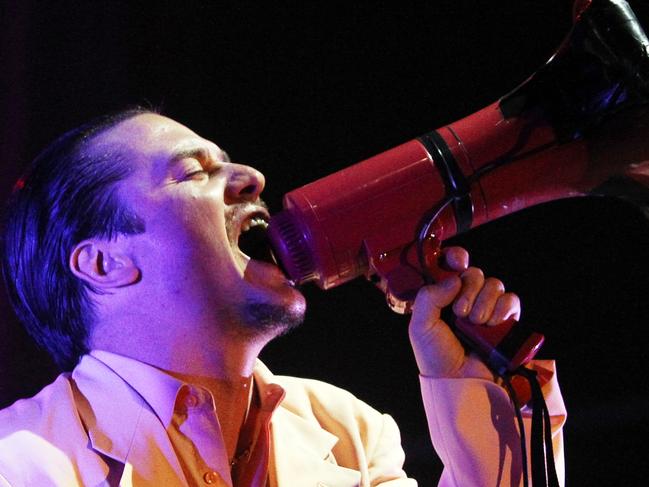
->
xmin=473 ymin=310 xmax=487 ymax=323
xmin=456 ymin=297 xmax=469 ymax=315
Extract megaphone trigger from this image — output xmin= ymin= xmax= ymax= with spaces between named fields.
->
xmin=418 ymin=234 xmax=456 ymax=285
xmin=379 ymin=233 xmax=454 ymax=315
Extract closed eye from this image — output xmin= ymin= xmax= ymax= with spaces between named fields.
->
xmin=184 ymin=169 xmax=208 ymax=179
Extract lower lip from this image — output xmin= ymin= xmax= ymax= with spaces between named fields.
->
xmin=243 ymin=255 xmax=296 ymax=288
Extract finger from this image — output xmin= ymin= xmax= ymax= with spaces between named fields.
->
xmin=469 ymin=277 xmax=505 ymax=324
xmin=453 ymin=266 xmax=484 ymax=317
xmin=441 ymin=246 xmax=469 ymax=272
xmin=487 ymin=292 xmax=521 ymax=325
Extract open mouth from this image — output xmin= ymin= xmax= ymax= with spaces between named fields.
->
xmin=237 ymin=215 xmax=277 ymax=265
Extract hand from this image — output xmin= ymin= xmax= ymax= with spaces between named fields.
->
xmin=408 ymin=246 xmax=521 ymax=380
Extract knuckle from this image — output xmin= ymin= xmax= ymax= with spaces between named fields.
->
xmin=443 ymin=246 xmax=460 ymax=258
xmin=446 ymin=246 xmax=468 ymax=260
xmin=416 ymin=284 xmax=436 ymax=300
xmin=499 ymin=292 xmax=520 ymax=311
xmin=485 ymin=277 xmax=505 ymax=293
xmin=502 ymin=292 xmax=520 ymax=304
xmin=461 ymin=266 xmax=484 ymax=281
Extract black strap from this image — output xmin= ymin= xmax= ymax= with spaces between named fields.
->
xmin=504 ymin=367 xmax=560 ymax=487
xmin=417 ymin=130 xmax=473 ymax=233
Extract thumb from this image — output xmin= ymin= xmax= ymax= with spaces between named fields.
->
xmin=409 ymin=276 xmax=467 ymax=378
xmin=410 ymin=275 xmax=461 ymax=327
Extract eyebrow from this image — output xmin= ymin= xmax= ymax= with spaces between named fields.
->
xmin=168 ymin=145 xmax=232 ymax=167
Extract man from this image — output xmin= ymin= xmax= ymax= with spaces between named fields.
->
xmin=0 ymin=109 xmax=565 ymax=486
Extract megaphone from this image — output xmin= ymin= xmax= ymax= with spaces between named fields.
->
xmin=265 ymin=0 xmax=649 ymax=372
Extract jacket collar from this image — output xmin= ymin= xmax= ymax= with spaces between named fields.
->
xmin=72 ymin=355 xmax=360 ymax=487
xmin=71 ymin=354 xmax=186 ymax=485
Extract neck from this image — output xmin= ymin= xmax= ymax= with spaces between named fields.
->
xmin=89 ymin=311 xmax=274 ymax=383
xmin=158 ymin=335 xmax=265 ymax=381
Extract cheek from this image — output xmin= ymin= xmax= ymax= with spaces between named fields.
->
xmin=133 ymin=183 xmax=245 ymax=284
xmin=138 ymin=196 xmax=227 ymax=269
xmin=189 ymin=205 xmax=235 ymax=270
xmin=158 ymin=190 xmax=225 ymax=240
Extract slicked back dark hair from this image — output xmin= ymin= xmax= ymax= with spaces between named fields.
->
xmin=1 ymin=108 xmax=151 ymax=371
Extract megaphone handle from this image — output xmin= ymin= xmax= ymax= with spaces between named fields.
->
xmin=416 ymin=237 xmax=545 ymax=374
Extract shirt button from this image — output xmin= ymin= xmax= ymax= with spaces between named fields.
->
xmin=203 ymin=470 xmax=224 ymax=484
xmin=185 ymin=393 xmax=199 ymax=408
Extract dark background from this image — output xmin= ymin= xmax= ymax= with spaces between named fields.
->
xmin=2 ymin=1 xmax=649 ymax=485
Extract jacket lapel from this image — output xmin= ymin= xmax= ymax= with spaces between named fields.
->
xmin=269 ymin=407 xmax=361 ymax=487
xmin=254 ymin=362 xmax=361 ymax=487
xmin=72 ymin=355 xmax=187 ymax=486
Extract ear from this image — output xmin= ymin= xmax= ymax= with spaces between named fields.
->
xmin=69 ymin=239 xmax=141 ymax=289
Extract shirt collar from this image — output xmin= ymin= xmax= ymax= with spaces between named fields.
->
xmin=89 ymin=350 xmax=286 ymax=426
xmin=249 ymin=360 xmax=286 ymax=412
xmin=90 ymin=349 xmax=184 ymax=428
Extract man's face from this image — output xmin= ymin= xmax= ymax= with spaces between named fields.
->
xmin=94 ymin=113 xmax=306 ymax=335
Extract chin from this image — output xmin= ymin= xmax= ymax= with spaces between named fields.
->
xmin=241 ymin=294 xmax=306 ymax=337
xmin=237 ymin=275 xmax=306 ymax=331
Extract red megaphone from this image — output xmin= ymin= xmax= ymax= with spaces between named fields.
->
xmin=266 ymin=0 xmax=649 ymax=373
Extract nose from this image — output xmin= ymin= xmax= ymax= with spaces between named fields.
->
xmin=224 ymin=164 xmax=266 ymax=203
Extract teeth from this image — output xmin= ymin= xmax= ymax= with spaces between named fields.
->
xmin=240 ymin=216 xmax=269 ymax=234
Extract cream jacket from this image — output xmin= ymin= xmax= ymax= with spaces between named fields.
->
xmin=0 ymin=355 xmax=565 ymax=486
